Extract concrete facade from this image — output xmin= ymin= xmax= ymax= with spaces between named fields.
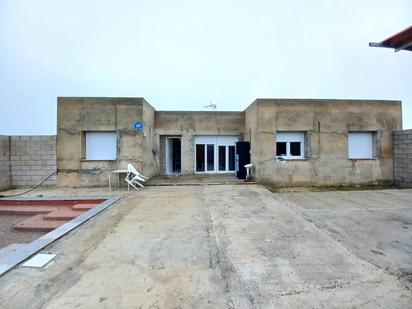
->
xmin=57 ymin=97 xmax=402 ymax=187
xmin=155 ymin=111 xmax=244 ymax=175
xmin=394 ymin=129 xmax=412 ymax=188
xmin=57 ymin=98 xmax=156 ymax=187
xmin=245 ymin=99 xmax=401 ymax=186
xmin=0 ymin=135 xmax=56 ymax=189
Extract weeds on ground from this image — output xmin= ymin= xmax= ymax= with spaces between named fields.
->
xmin=264 ymin=183 xmax=397 ymax=193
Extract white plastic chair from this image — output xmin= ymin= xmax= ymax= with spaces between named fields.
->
xmin=244 ymin=163 xmax=254 ymax=180
xmin=125 ymin=164 xmax=148 ymax=190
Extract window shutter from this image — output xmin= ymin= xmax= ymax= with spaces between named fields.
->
xmin=86 ymin=132 xmax=117 ymax=160
xmin=348 ymin=132 xmax=373 ymax=159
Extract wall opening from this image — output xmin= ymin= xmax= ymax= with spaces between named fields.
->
xmin=165 ymin=137 xmax=181 ymax=174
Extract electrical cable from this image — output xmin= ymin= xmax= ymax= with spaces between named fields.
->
xmin=152 ymin=147 xmax=161 ymax=176
xmin=0 ymin=171 xmax=57 ymax=199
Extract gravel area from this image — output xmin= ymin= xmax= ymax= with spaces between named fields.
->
xmin=0 ymin=215 xmax=46 ymax=248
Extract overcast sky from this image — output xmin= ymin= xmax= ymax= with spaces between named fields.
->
xmin=0 ymin=0 xmax=411 ymax=134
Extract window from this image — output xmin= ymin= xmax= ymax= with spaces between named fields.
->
xmin=276 ymin=132 xmax=306 ymax=159
xmin=348 ymin=131 xmax=380 ymax=159
xmin=276 ymin=142 xmax=287 ymax=156
xmin=85 ymin=132 xmax=117 ymax=160
xmin=290 ymin=142 xmax=301 ymax=156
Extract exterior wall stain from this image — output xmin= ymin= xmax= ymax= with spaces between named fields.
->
xmin=245 ymin=99 xmax=401 ymax=186
xmin=56 ymin=97 xmax=402 ymax=187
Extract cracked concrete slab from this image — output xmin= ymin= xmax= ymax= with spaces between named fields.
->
xmin=277 ymin=189 xmax=412 ymax=287
xmin=0 ymin=186 xmax=411 ymax=308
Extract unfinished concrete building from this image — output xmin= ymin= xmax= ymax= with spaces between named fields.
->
xmin=56 ymin=97 xmax=402 ymax=187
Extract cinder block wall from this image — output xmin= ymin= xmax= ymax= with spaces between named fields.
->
xmin=0 ymin=136 xmax=11 ymax=190
xmin=394 ymin=129 xmax=412 ymax=188
xmin=0 ymin=135 xmax=57 ymax=190
xmin=10 ymin=136 xmax=56 ymax=187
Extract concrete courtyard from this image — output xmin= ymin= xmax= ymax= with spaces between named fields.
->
xmin=0 ymin=185 xmax=411 ymax=308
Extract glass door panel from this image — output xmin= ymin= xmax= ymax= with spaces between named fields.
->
xmin=218 ymin=146 xmax=226 ymax=171
xmin=206 ymin=144 xmax=215 ymax=171
xmin=196 ymin=144 xmax=205 ymax=172
xmin=228 ymin=146 xmax=235 ymax=171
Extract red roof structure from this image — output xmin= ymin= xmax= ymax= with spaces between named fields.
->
xmin=369 ymin=25 xmax=412 ymax=52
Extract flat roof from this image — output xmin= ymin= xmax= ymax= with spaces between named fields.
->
xmin=369 ymin=25 xmax=412 ymax=52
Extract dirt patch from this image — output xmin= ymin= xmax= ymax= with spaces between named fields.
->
xmin=0 ymin=215 xmax=46 ymax=248
xmin=265 ymin=184 xmax=397 ymax=193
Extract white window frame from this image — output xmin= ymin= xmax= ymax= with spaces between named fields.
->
xmin=194 ymin=135 xmax=238 ymax=173
xmin=348 ymin=131 xmax=377 ymax=160
xmin=275 ymin=132 xmax=305 ymax=160
xmin=85 ymin=131 xmax=118 ymax=160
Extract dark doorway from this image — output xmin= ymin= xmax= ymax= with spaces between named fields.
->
xmin=166 ymin=138 xmax=181 ymax=174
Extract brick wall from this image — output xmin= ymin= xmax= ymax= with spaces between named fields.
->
xmin=0 ymin=136 xmax=11 ymax=190
xmin=394 ymin=129 xmax=412 ymax=188
xmin=0 ymin=135 xmax=56 ymax=190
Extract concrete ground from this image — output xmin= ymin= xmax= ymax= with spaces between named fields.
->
xmin=0 ymin=185 xmax=411 ymax=308
xmin=277 ymin=190 xmax=412 ymax=284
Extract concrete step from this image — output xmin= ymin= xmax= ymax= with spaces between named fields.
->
xmin=0 ymin=205 xmax=55 ymax=215
xmin=72 ymin=203 xmax=98 ymax=210
xmin=14 ymin=215 xmax=65 ymax=232
xmin=43 ymin=208 xmax=85 ymax=221
xmin=147 ymin=181 xmax=257 ymax=186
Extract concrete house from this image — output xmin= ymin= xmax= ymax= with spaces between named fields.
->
xmin=57 ymin=97 xmax=402 ymax=187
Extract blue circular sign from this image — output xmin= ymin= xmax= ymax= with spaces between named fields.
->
xmin=134 ymin=121 xmax=143 ymax=132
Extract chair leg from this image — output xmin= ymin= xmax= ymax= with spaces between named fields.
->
xmin=125 ymin=175 xmax=136 ymax=191
xmin=126 ymin=179 xmax=139 ymax=191
xmin=131 ymin=177 xmax=144 ymax=187
xmin=124 ymin=175 xmax=128 ymax=191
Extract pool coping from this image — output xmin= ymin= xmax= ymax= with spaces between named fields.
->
xmin=0 ymin=196 xmax=122 ymax=277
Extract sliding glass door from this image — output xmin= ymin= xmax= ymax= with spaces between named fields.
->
xmin=196 ymin=144 xmax=215 ymax=172
xmin=218 ymin=145 xmax=236 ymax=172
xmin=196 ymin=144 xmax=205 ymax=172
xmin=195 ymin=136 xmax=238 ymax=173
xmin=218 ymin=146 xmax=226 ymax=171
xmin=206 ymin=144 xmax=214 ymax=171
xmin=228 ymin=145 xmax=235 ymax=171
